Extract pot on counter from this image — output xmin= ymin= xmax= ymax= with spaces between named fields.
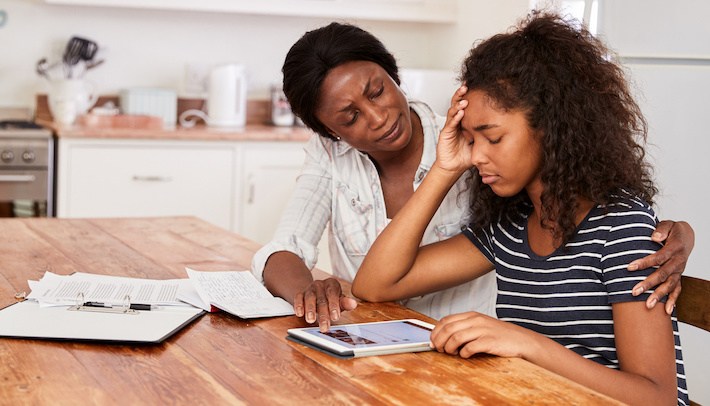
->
xmin=47 ymin=79 xmax=98 ymax=125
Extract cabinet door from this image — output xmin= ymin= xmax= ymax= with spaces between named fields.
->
xmin=238 ymin=141 xmax=332 ymax=273
xmin=237 ymin=142 xmax=305 ymax=244
xmin=57 ymin=139 xmax=235 ymax=230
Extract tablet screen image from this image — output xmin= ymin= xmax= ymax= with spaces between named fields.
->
xmin=287 ymin=319 xmax=434 ymax=358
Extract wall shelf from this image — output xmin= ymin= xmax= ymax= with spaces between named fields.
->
xmin=43 ymin=0 xmax=457 ymax=23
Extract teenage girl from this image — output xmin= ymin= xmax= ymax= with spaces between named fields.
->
xmin=352 ymin=12 xmax=688 ymax=404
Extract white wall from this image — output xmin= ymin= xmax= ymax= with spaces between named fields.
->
xmin=599 ymin=1 xmax=710 ymax=404
xmin=0 ymin=0 xmax=529 ymax=109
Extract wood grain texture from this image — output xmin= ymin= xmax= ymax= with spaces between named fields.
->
xmin=0 ymin=217 xmax=621 ymax=405
xmin=676 ymin=275 xmax=710 ymax=332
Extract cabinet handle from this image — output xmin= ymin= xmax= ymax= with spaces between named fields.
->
xmin=247 ymin=174 xmax=254 ymax=204
xmin=0 ymin=174 xmax=36 ymax=183
xmin=132 ymin=175 xmax=173 ymax=182
xmin=247 ymin=183 xmax=255 ymax=204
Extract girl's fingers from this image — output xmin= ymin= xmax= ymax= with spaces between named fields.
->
xmin=451 ymin=85 xmax=468 ymax=104
xmin=443 ymin=101 xmax=466 ymax=132
xmin=448 ymin=85 xmax=468 ymax=111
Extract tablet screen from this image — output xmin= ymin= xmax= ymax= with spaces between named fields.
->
xmin=288 ymin=319 xmax=433 ymax=355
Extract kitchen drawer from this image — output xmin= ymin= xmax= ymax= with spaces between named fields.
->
xmin=57 ymin=139 xmax=236 ymax=230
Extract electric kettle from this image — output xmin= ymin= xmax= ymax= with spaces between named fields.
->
xmin=180 ymin=64 xmax=247 ymax=128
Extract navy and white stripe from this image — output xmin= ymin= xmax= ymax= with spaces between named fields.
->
xmin=463 ymin=194 xmax=688 ymax=405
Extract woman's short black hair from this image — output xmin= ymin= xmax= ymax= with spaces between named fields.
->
xmin=282 ymin=22 xmax=400 ymax=139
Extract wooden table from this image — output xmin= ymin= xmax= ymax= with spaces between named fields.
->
xmin=0 ymin=217 xmax=619 ymax=405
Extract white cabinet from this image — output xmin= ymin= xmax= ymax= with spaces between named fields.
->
xmin=57 ymin=138 xmax=238 ymax=231
xmin=56 ymin=137 xmax=333 ymax=271
xmin=235 ymin=142 xmax=305 ymax=245
xmin=42 ymin=0 xmax=456 ymax=23
xmin=235 ymin=141 xmax=332 ymax=273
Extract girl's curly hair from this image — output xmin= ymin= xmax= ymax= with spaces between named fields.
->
xmin=461 ymin=11 xmax=657 ymax=245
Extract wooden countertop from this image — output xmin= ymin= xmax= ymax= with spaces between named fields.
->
xmin=38 ymin=118 xmax=315 ymax=142
xmin=0 ymin=217 xmax=620 ymax=405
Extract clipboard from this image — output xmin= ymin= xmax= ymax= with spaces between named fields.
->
xmin=0 ymin=300 xmax=204 ymax=344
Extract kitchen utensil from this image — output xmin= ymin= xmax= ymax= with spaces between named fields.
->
xmin=83 ymin=58 xmax=104 ymax=71
xmin=179 ymin=63 xmax=247 ymax=128
xmin=36 ymin=58 xmax=50 ymax=80
xmin=74 ymin=58 xmax=104 ymax=79
xmin=63 ymin=36 xmax=99 ymax=78
xmin=36 ymin=58 xmax=62 ymax=81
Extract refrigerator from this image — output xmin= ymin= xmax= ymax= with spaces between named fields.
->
xmin=598 ymin=1 xmax=710 ymax=403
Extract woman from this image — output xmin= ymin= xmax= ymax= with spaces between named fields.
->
xmin=251 ymin=22 xmax=694 ymax=332
xmin=352 ymin=13 xmax=688 ymax=404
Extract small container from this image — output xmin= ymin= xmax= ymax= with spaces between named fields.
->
xmin=270 ymin=85 xmax=294 ymax=127
xmin=120 ymin=87 xmax=177 ymax=128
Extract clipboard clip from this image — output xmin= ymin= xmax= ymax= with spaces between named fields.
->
xmin=68 ymin=293 xmax=139 ymax=315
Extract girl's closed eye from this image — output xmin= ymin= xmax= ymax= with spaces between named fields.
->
xmin=488 ymin=136 xmax=502 ymax=144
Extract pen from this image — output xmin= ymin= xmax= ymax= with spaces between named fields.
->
xmin=83 ymin=301 xmax=157 ymax=311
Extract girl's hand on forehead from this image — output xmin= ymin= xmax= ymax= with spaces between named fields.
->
xmin=435 ymin=85 xmax=472 ymax=174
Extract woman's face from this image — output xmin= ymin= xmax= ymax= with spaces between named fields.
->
xmin=314 ymin=61 xmax=412 ymax=154
xmin=460 ymin=89 xmax=543 ymax=198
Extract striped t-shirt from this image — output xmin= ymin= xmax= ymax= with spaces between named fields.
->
xmin=463 ymin=194 xmax=689 ymax=405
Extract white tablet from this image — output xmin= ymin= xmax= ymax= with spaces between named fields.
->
xmin=287 ymin=319 xmax=434 ymax=358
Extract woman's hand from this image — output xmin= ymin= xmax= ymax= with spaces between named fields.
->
xmin=628 ymin=220 xmax=695 ymax=314
xmin=264 ymin=252 xmax=357 ymax=332
xmin=293 ymin=278 xmax=358 ymax=332
xmin=435 ymin=85 xmax=473 ymax=174
xmin=430 ymin=312 xmax=537 ymax=359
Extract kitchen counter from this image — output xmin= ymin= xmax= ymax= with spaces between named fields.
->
xmin=38 ymin=119 xmax=315 ymax=142
xmin=34 ymin=94 xmax=315 ymax=142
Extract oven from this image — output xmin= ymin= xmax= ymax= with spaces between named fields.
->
xmin=0 ymin=116 xmax=54 ymax=218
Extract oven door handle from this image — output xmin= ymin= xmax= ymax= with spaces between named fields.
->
xmin=0 ymin=174 xmax=36 ymax=183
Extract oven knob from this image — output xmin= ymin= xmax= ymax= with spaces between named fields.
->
xmin=1 ymin=150 xmax=14 ymax=163
xmin=22 ymin=150 xmax=36 ymax=163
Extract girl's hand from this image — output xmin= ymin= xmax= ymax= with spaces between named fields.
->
xmin=435 ymin=85 xmax=473 ymax=174
xmin=430 ymin=312 xmax=538 ymax=359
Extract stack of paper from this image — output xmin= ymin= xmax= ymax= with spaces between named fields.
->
xmin=178 ymin=267 xmax=295 ymax=318
xmin=26 ymin=272 xmax=186 ymax=307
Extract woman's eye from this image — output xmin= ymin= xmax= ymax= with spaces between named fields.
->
xmin=345 ymin=112 xmax=359 ymax=126
xmin=467 ymin=139 xmax=475 ymax=146
xmin=370 ymin=86 xmax=384 ymax=100
xmin=489 ymin=136 xmax=502 ymax=144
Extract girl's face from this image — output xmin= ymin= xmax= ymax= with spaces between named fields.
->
xmin=460 ymin=89 xmax=543 ymax=198
xmin=314 ymin=61 xmax=413 ymax=155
